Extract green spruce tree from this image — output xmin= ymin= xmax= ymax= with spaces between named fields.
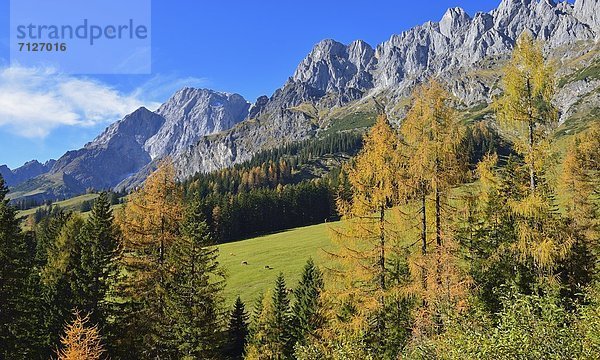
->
xmin=40 ymin=215 xmax=85 ymax=358
xmin=291 ymin=258 xmax=324 ymax=347
xmin=246 ymin=274 xmax=294 ymax=359
xmin=167 ymin=198 xmax=226 ymax=359
xmin=226 ymin=296 xmax=250 ymax=360
xmin=73 ymin=192 xmax=120 ymax=331
xmin=271 ymin=273 xmax=294 ymax=358
xmin=0 ymin=174 xmax=35 ymax=358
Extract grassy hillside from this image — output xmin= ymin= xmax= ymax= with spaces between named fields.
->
xmin=218 ymin=222 xmax=335 ymax=307
xmin=17 ymin=193 xmax=100 ymax=219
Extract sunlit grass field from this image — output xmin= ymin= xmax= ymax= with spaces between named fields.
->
xmin=17 ymin=193 xmax=100 ymax=218
xmin=218 ymin=222 xmax=335 ymax=307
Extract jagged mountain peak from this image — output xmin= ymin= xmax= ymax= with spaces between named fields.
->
xmin=373 ymin=0 xmax=597 ymax=94
xmin=0 ymin=159 xmax=56 ymax=187
xmin=145 ymin=88 xmax=249 ymax=160
xmin=157 ymin=87 xmax=248 ymax=114
xmin=162 ymin=87 xmax=241 ymax=105
xmin=440 ymin=7 xmax=472 ymax=37
xmin=307 ymin=38 xmax=347 ymax=55
xmin=88 ymin=106 xmax=165 ymax=149
xmin=292 ymin=38 xmax=376 ymax=96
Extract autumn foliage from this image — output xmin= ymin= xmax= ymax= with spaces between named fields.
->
xmin=57 ymin=311 xmax=105 ymax=360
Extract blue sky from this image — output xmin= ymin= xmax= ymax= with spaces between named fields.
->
xmin=0 ymin=0 xmax=502 ymax=169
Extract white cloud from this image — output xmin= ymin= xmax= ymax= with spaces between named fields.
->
xmin=0 ymin=65 xmax=161 ymax=138
xmin=132 ymin=73 xmax=210 ymax=102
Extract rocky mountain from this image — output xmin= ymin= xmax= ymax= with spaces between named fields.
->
xmin=146 ymin=88 xmax=250 ymax=159
xmin=175 ymin=0 xmax=600 ymax=178
xmin=48 ymin=107 xmax=166 ymax=190
xmin=5 ymin=0 xmax=600 ymax=201
xmin=0 ymin=160 xmax=56 ymax=187
xmin=7 ymin=89 xmax=249 ymax=201
xmin=292 ymin=39 xmax=377 ymax=100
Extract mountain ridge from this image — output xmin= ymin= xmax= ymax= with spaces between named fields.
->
xmin=5 ymin=0 xmax=600 ymax=202
xmin=7 ymin=89 xmax=249 ymax=201
xmin=173 ymin=0 xmax=600 ymax=179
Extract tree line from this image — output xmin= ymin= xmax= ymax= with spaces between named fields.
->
xmin=197 ymin=180 xmax=337 ymax=243
xmin=183 ymin=131 xmax=363 ymax=198
xmin=183 ymin=122 xmax=506 ymax=244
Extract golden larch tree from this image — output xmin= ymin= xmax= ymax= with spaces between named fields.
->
xmin=495 ymin=33 xmax=571 ymax=275
xmin=56 ymin=311 xmax=105 ymax=360
xmin=496 ymin=31 xmax=557 ymax=192
xmin=561 ymin=123 xmax=600 ymax=244
xmin=399 ymin=80 xmax=470 ymax=336
xmin=116 ymin=159 xmax=184 ymax=356
xmin=327 ymin=114 xmax=405 ymax=341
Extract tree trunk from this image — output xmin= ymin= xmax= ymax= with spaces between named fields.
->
xmin=378 ymin=204 xmax=386 ymax=346
xmin=421 ymin=193 xmax=427 ymax=256
xmin=379 ymin=205 xmax=386 ymax=292
xmin=435 ymin=184 xmax=441 ymax=248
xmin=529 ymin=120 xmax=536 ymax=192
xmin=420 ymin=193 xmax=428 ymax=297
xmin=527 ymin=77 xmax=536 ymax=193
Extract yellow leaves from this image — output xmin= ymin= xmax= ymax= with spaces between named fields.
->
xmin=488 ymin=33 xmax=575 ymax=276
xmin=560 ymin=123 xmax=600 ymax=248
xmin=477 ymin=154 xmax=499 ymax=194
xmin=326 ymin=114 xmax=409 ymax=340
xmin=116 ymin=159 xmax=185 ymax=303
xmin=343 ymin=115 xmax=402 ymax=218
xmin=401 ymin=80 xmax=467 ymax=196
xmin=495 ymin=32 xmax=557 ymax=152
xmin=57 ymin=311 xmax=105 ymax=360
xmin=119 ymin=159 xmax=184 ymax=250
xmin=508 ymin=193 xmax=549 ymax=219
xmin=513 ymin=220 xmax=574 ymax=272
xmin=508 ymin=190 xmax=575 ymax=272
xmin=562 ymin=123 xmax=600 ymax=198
xmin=405 ymin=237 xmax=472 ymax=337
xmin=329 ymin=80 xmax=471 ymax=344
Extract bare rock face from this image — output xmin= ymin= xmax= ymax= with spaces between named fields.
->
xmin=146 ymin=88 xmax=250 ymax=159
xmin=249 ymin=95 xmax=269 ymax=119
xmin=292 ymin=39 xmax=376 ymax=98
xmin=439 ymin=7 xmax=472 ymax=38
xmin=374 ymin=0 xmax=596 ymax=96
xmin=574 ymin=0 xmax=600 ymax=33
xmin=49 ymin=107 xmax=166 ymax=190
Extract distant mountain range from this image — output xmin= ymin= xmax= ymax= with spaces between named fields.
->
xmin=0 ymin=160 xmax=55 ymax=187
xmin=4 ymin=0 xmax=600 ymax=203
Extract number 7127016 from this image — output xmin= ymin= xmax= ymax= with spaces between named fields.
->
xmin=18 ymin=42 xmax=67 ymax=52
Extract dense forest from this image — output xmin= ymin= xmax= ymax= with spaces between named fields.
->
xmin=181 ymin=126 xmax=505 ymax=244
xmin=1 ymin=33 xmax=600 ymax=359
xmin=181 ymin=132 xmax=364 ymax=243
